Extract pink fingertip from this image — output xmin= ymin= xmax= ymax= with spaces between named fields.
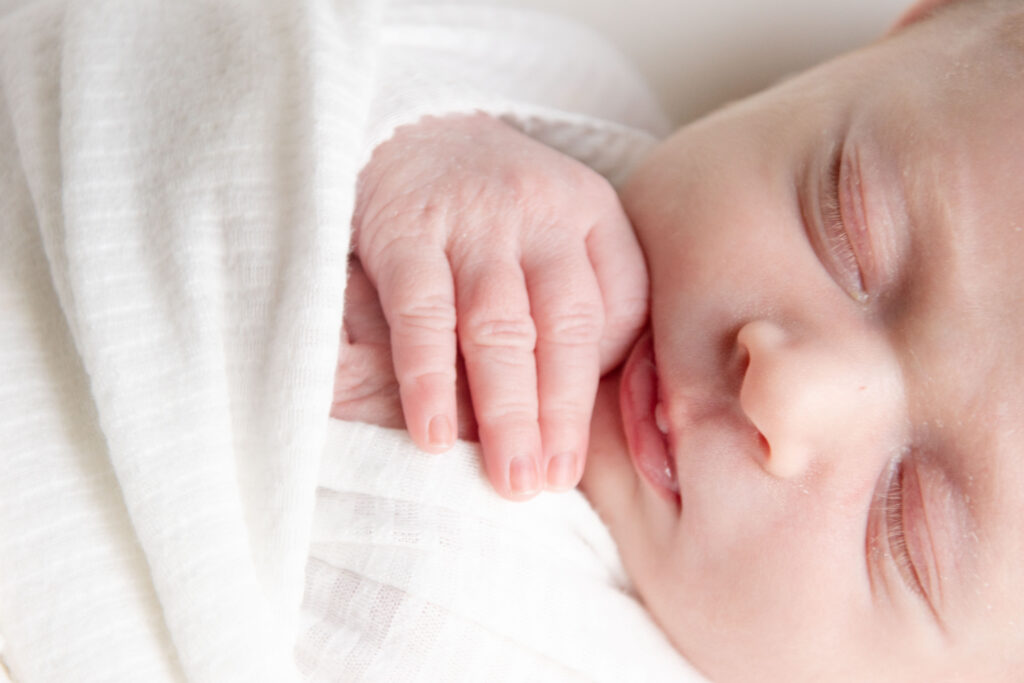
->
xmin=509 ymin=457 xmax=540 ymax=496
xmin=428 ymin=414 xmax=454 ymax=449
xmin=546 ymin=453 xmax=577 ymax=491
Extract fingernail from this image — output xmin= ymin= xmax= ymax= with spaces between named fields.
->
xmin=546 ymin=453 xmax=577 ymax=491
xmin=509 ymin=457 xmax=539 ymax=495
xmin=428 ymin=414 xmax=453 ymax=448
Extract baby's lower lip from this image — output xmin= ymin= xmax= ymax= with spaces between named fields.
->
xmin=619 ymin=332 xmax=680 ymax=506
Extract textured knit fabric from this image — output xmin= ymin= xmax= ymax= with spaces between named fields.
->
xmin=299 ymin=421 xmax=704 ymax=682
xmin=0 ymin=0 xmax=674 ymax=680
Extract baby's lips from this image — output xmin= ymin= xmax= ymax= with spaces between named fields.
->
xmin=620 ymin=332 xmax=680 ymax=504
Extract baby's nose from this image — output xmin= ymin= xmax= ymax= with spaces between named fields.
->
xmin=736 ymin=319 xmax=899 ymax=479
xmin=736 ymin=320 xmax=809 ymax=477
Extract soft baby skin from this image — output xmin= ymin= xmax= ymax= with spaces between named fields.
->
xmin=583 ymin=1 xmax=1024 ymax=679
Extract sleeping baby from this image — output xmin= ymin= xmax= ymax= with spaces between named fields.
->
xmin=332 ymin=0 xmax=1024 ymax=679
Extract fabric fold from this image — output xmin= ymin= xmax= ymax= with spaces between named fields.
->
xmin=0 ymin=0 xmax=671 ymax=680
xmin=297 ymin=421 xmax=704 ymax=682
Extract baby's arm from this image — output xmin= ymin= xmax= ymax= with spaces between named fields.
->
xmin=346 ymin=112 xmax=648 ymax=500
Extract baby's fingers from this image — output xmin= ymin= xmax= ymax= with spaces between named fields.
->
xmin=455 ymin=258 xmax=543 ymax=500
xmin=372 ymin=243 xmax=458 ymax=453
xmin=587 ymin=204 xmax=650 ymax=372
xmin=524 ymin=247 xmax=603 ymax=491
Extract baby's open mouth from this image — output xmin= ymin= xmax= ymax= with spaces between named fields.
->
xmin=620 ymin=331 xmax=681 ymax=507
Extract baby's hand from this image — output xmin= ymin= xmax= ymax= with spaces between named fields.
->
xmin=352 ymin=113 xmax=648 ymax=499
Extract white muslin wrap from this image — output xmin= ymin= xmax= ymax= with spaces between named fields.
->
xmin=0 ymin=0 xmax=699 ymax=680
xmin=301 ymin=421 xmax=703 ymax=681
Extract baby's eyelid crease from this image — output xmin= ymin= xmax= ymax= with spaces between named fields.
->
xmin=903 ymin=462 xmax=950 ymax=631
xmin=888 ymin=460 xmax=948 ymax=631
xmin=828 ymin=140 xmax=873 ymax=302
xmin=887 ymin=462 xmax=924 ymax=597
xmin=799 ymin=137 xmax=869 ymax=303
xmin=838 ymin=144 xmax=877 ymax=297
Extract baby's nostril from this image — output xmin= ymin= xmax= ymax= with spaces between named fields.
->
xmin=738 ymin=348 xmax=750 ymax=375
xmin=720 ymin=325 xmax=750 ymax=390
xmin=754 ymin=430 xmax=774 ymax=471
xmin=729 ymin=343 xmax=751 ymax=397
xmin=757 ymin=431 xmax=769 ymax=452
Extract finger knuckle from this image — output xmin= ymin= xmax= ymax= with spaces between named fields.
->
xmin=478 ymin=402 xmax=536 ymax=426
xmin=358 ymin=199 xmax=448 ymax=266
xmin=498 ymin=165 xmax=588 ymax=222
xmin=540 ymin=305 xmax=603 ymax=345
xmin=394 ymin=296 xmax=457 ymax=335
xmin=462 ymin=314 xmax=537 ymax=351
xmin=403 ymin=369 xmax=457 ymax=391
xmin=502 ymin=167 xmax=553 ymax=205
xmin=546 ymin=164 xmax=614 ymax=207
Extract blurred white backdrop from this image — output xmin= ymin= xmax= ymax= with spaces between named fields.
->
xmin=0 ymin=0 xmax=910 ymax=125
xmin=512 ymin=0 xmax=909 ymax=124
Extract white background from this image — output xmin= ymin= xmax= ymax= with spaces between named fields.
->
xmin=513 ymin=0 xmax=910 ymax=124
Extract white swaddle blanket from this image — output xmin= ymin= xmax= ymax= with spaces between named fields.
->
xmin=302 ymin=421 xmax=702 ymax=682
xmin=0 ymin=0 xmax=693 ymax=680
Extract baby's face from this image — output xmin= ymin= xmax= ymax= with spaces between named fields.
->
xmin=583 ymin=4 xmax=1024 ymax=680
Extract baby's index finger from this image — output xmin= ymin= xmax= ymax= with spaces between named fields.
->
xmin=372 ymin=244 xmax=459 ymax=454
